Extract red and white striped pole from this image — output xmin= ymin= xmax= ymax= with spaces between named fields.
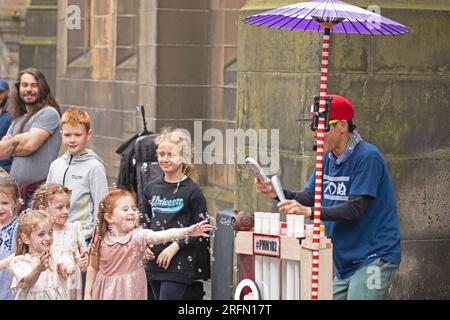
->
xmin=311 ymin=26 xmax=332 ymax=300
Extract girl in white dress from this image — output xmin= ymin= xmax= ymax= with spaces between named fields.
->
xmin=9 ymin=210 xmax=68 ymax=299
xmin=31 ymin=183 xmax=88 ymax=299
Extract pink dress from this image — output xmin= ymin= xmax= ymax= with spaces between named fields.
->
xmin=91 ymin=228 xmax=148 ymax=300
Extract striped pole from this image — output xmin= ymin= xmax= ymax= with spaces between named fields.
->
xmin=311 ymin=27 xmax=331 ymax=300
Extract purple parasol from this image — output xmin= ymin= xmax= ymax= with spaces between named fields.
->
xmin=244 ymin=0 xmax=410 ymax=34
xmin=244 ymin=0 xmax=410 ymax=300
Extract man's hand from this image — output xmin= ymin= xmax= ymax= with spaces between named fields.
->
xmin=0 ymin=135 xmax=19 ymax=160
xmin=254 ymin=178 xmax=278 ymax=199
xmin=277 ymin=199 xmax=312 ymax=218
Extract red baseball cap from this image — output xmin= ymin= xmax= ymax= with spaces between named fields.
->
xmin=329 ymin=94 xmax=354 ymax=121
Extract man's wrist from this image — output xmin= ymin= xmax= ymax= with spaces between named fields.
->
xmin=11 ymin=141 xmax=18 ymax=154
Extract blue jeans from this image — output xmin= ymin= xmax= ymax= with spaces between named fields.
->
xmin=333 ymin=258 xmax=399 ymax=300
xmin=150 ymin=280 xmax=187 ymax=300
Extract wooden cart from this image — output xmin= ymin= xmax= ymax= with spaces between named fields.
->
xmin=234 ymin=231 xmax=333 ymax=300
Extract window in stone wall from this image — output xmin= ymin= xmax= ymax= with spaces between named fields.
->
xmin=116 ymin=0 xmax=137 ymax=69
xmin=66 ymin=0 xmax=91 ymax=67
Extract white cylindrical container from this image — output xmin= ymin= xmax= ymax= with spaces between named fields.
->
xmin=294 ymin=215 xmax=305 ymax=238
xmin=254 ymin=212 xmax=263 ymax=233
xmin=270 ymin=213 xmax=280 ymax=236
xmin=286 ymin=214 xmax=295 ymax=237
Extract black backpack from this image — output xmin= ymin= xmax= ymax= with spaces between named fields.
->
xmin=116 ymin=106 xmax=162 ymax=197
xmin=134 ymin=133 xmax=163 ymax=210
xmin=116 ymin=132 xmax=140 ymax=192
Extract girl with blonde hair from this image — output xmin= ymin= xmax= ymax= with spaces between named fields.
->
xmin=141 ymin=128 xmax=212 ymax=300
xmin=31 ymin=183 xmax=88 ymax=299
xmin=9 ymin=210 xmax=68 ymax=299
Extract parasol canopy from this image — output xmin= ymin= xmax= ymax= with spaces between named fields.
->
xmin=244 ymin=0 xmax=410 ymax=35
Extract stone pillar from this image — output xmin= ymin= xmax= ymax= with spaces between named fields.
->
xmin=237 ymin=0 xmax=450 ymax=299
xmin=90 ymin=0 xmax=115 ymax=80
xmin=19 ymin=0 xmax=57 ymax=90
xmin=204 ymin=0 xmax=246 ymax=214
xmin=153 ymin=0 xmax=209 ymax=134
xmin=138 ymin=0 xmax=157 ymax=132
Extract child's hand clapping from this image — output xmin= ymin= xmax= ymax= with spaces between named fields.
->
xmin=57 ymin=263 xmax=69 ymax=278
xmin=57 ymin=257 xmax=76 ymax=278
xmin=39 ymin=251 xmax=51 ymax=272
xmin=187 ymin=219 xmax=214 ymax=238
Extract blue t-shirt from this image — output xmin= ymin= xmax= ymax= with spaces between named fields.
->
xmin=305 ymin=141 xmax=401 ymax=279
xmin=0 ymin=110 xmax=13 ymax=172
xmin=0 ymin=217 xmax=18 ymax=300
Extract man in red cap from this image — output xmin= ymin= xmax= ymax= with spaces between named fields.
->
xmin=255 ymin=94 xmax=401 ymax=300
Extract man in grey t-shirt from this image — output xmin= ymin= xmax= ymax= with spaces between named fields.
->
xmin=0 ymin=68 xmax=61 ymax=208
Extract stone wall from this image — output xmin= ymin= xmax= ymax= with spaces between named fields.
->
xmin=0 ymin=0 xmax=30 ymax=83
xmin=204 ymin=0 xmax=246 ymax=215
xmin=57 ymin=0 xmax=140 ymax=181
xmin=236 ymin=0 xmax=450 ymax=299
xmin=55 ymin=0 xmax=245 ymax=217
xmin=20 ymin=0 xmax=57 ymax=90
